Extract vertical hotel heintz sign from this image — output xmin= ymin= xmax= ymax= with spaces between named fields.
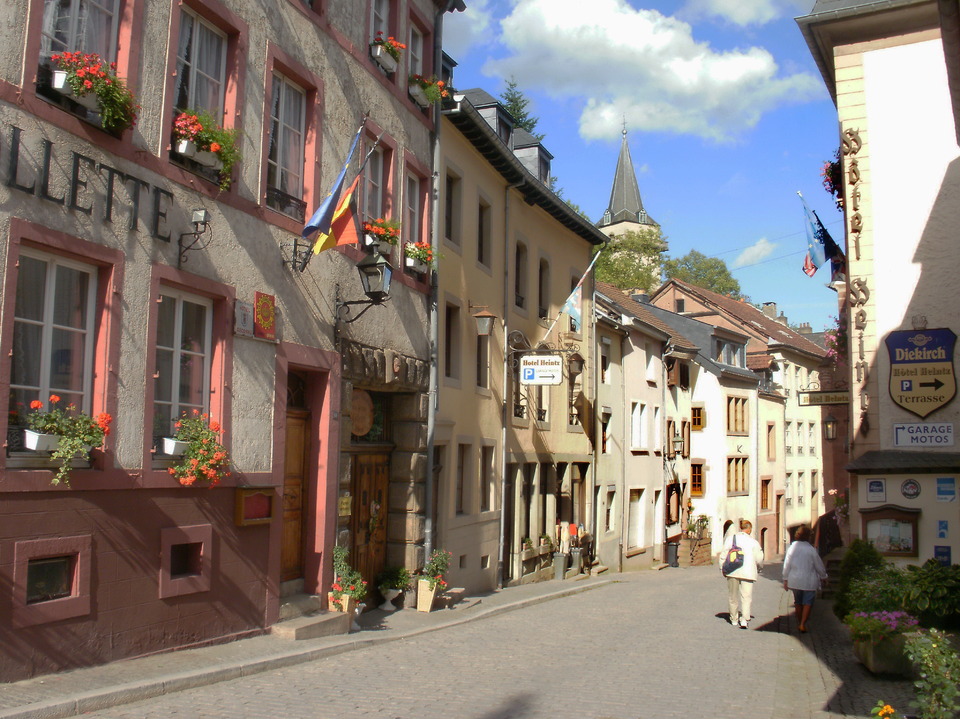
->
xmin=886 ymin=329 xmax=956 ymax=418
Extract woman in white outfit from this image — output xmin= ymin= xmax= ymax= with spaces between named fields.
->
xmin=782 ymin=524 xmax=827 ymax=633
xmin=720 ymin=519 xmax=764 ymax=629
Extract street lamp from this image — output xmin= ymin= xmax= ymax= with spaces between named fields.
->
xmin=335 ymin=243 xmax=393 ymax=325
xmin=671 ymin=430 xmax=685 ymax=455
xmin=469 ymin=304 xmax=497 ymax=336
xmin=823 ymin=413 xmax=838 ymax=441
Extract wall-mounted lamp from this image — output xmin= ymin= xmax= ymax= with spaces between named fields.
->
xmin=178 ymin=209 xmax=212 ymax=268
xmin=568 ymin=354 xmax=584 ymax=377
xmin=672 ymin=430 xmax=684 ymax=454
xmin=469 ymin=304 xmax=497 ymax=336
xmin=823 ymin=413 xmax=838 ymax=441
xmin=335 ymin=242 xmax=394 ymax=326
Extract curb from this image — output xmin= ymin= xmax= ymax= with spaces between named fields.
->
xmin=0 ymin=578 xmax=616 ymax=719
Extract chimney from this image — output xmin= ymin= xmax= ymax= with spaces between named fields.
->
xmin=777 ymin=311 xmax=788 ymax=326
xmin=631 ymin=291 xmax=650 ymax=304
xmin=762 ymin=302 xmax=777 ymax=319
xmin=797 ymin=322 xmax=813 ymax=335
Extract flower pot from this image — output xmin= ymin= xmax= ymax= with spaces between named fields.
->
xmin=853 ymin=635 xmax=913 ymax=676
xmin=378 ymin=587 xmax=402 ymax=611
xmin=404 ymin=256 xmax=428 ymax=273
xmin=416 ymin=578 xmax=437 ymax=612
xmin=362 ymin=233 xmax=379 ymax=249
xmin=162 ymin=437 xmax=190 ymax=456
xmin=175 ymin=139 xmax=198 ymax=158
xmin=352 ymin=602 xmax=365 ymax=631
xmin=24 ymin=429 xmax=60 ymax=452
xmin=194 ymin=150 xmax=223 ymax=170
xmin=52 ymin=70 xmax=100 ymax=112
xmin=370 ymin=44 xmax=398 ymax=74
xmin=408 ymin=84 xmax=430 ymax=108
xmin=327 ymin=592 xmax=356 ymax=614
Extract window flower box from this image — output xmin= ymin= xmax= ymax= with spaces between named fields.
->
xmin=52 ymin=70 xmax=100 ymax=111
xmin=24 ymin=429 xmax=60 ymax=453
xmin=408 ymin=84 xmax=430 ymax=108
xmin=175 ymin=139 xmax=198 ymax=158
xmin=194 ymin=150 xmax=223 ymax=170
xmin=172 ymin=111 xmax=240 ymax=190
xmin=162 ymin=437 xmax=190 ymax=456
xmin=404 ymin=255 xmax=428 ymax=273
xmin=370 ymin=44 xmax=398 ymax=74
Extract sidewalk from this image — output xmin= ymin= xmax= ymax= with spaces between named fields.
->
xmin=0 ymin=574 xmax=615 ymax=719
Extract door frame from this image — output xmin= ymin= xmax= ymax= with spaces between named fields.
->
xmin=270 ymin=342 xmax=341 ymax=624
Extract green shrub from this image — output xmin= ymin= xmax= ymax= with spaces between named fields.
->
xmin=834 ymin=538 xmax=886 ymax=619
xmin=847 ymin=564 xmax=911 ymax=615
xmin=903 ymin=560 xmax=960 ymax=629
xmin=905 ymin=629 xmax=960 ymax=719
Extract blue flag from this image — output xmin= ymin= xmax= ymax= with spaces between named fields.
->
xmin=302 ymin=122 xmax=364 ymax=241
xmin=799 ymin=193 xmax=827 ymax=277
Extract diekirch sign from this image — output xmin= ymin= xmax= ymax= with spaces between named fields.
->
xmin=886 ymin=329 xmax=956 ymax=418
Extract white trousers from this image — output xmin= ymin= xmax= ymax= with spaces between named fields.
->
xmin=727 ymin=576 xmax=754 ymax=623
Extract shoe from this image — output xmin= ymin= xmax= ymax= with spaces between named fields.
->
xmin=739 ymin=618 xmax=749 ymax=629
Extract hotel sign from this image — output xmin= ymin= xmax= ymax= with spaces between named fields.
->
xmin=886 ymin=329 xmax=956 ymax=418
xmin=798 ymin=390 xmax=849 ymax=406
xmin=520 ymin=355 xmax=563 ymax=385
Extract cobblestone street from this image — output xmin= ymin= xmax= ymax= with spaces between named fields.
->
xmin=66 ymin=565 xmax=913 ymax=719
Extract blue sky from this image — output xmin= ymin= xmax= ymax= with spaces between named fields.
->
xmin=444 ymin=0 xmax=844 ymax=330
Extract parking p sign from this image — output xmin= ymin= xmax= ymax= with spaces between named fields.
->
xmin=519 ymin=355 xmax=563 ymax=385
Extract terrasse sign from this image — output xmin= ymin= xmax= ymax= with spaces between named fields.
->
xmin=886 ymin=329 xmax=956 ymax=418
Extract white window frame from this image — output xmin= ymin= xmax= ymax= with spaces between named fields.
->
xmin=39 ymin=0 xmax=120 ymax=63
xmin=363 ymin=144 xmax=385 ymax=220
xmin=371 ymin=0 xmax=389 ymax=36
xmin=153 ymin=289 xmax=213 ymax=442
xmin=10 ymin=251 xmax=98 ymax=418
xmin=267 ymin=73 xmax=306 ymax=201
xmin=408 ymin=24 xmax=424 ymax=76
xmin=175 ymin=9 xmax=228 ymax=119
xmin=404 ymin=172 xmax=421 ymax=245
xmin=653 ymin=406 xmax=661 ymax=452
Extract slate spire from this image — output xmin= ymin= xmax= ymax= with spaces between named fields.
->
xmin=599 ymin=127 xmax=656 ymax=228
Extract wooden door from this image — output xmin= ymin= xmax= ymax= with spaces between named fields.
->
xmin=350 ymin=453 xmax=389 ymax=586
xmin=281 ymin=411 xmax=309 ymax=581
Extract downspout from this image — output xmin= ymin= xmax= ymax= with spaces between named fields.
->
xmin=497 ymin=178 xmax=525 ymax=589
xmin=617 ymin=327 xmax=628 ymax=573
xmin=425 ymin=0 xmax=462 ymax=562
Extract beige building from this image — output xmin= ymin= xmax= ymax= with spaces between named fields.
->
xmin=435 ymin=89 xmax=605 ymax=591
xmin=799 ymin=0 xmax=960 ymax=563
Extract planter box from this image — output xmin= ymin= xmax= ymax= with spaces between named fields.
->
xmin=416 ymin=578 xmax=437 ymax=612
xmin=52 ymin=70 xmax=100 ymax=111
xmin=853 ymin=635 xmax=914 ymax=677
xmin=175 ymin=139 xmax=198 ymax=158
xmin=404 ymin=255 xmax=428 ymax=273
xmin=23 ymin=430 xmax=60 ymax=452
xmin=162 ymin=437 xmax=190 ymax=456
xmin=194 ymin=150 xmax=223 ymax=170
xmin=327 ymin=592 xmax=356 ymax=614
xmin=408 ymin=84 xmax=430 ymax=108
xmin=370 ymin=44 xmax=398 ymax=73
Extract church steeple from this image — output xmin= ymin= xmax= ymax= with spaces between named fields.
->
xmin=599 ymin=127 xmax=656 ymax=230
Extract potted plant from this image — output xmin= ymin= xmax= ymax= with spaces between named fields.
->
xmin=403 ymin=240 xmax=434 ymax=272
xmin=329 ymin=545 xmax=367 ymax=616
xmin=172 ymin=110 xmax=241 ymax=190
xmin=165 ymin=410 xmax=231 ymax=487
xmin=362 ymin=217 xmax=402 ymax=247
xmin=369 ymin=31 xmax=405 ymax=73
xmin=376 ymin=566 xmax=411 ymax=611
xmin=49 ymin=51 xmax=139 ymax=134
xmin=23 ymin=395 xmax=112 ymax=485
xmin=408 ymin=74 xmax=449 ymax=108
xmin=822 ymin=148 xmax=843 ymax=211
xmin=846 ymin=610 xmax=919 ymax=676
xmin=417 ymin=548 xmax=450 ymax=612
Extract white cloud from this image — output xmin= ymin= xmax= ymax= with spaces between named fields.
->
xmin=679 ymin=0 xmax=806 ymax=27
xmin=481 ymin=0 xmax=820 ymax=142
xmin=733 ymin=238 xmax=776 ymax=268
xmin=444 ymin=0 xmax=495 ymax=58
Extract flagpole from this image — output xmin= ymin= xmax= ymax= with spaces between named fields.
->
xmin=540 ymin=248 xmax=603 ymax=343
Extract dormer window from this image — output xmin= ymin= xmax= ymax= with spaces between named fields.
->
xmin=497 ymin=113 xmax=512 ymax=146
xmin=539 ymin=155 xmax=550 ymax=184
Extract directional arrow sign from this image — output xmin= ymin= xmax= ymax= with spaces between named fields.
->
xmin=519 ymin=355 xmax=564 ymax=386
xmin=886 ymin=329 xmax=956 ymax=418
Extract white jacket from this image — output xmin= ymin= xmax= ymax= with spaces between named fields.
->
xmin=782 ymin=540 xmax=827 ymax=591
xmin=720 ymin=532 xmax=764 ymax=581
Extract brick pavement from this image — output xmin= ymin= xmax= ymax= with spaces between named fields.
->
xmin=0 ymin=565 xmax=915 ymax=719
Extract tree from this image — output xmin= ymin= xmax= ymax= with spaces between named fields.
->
xmin=662 ymin=250 xmax=744 ymax=299
xmin=595 ymin=228 xmax=666 ymax=295
xmin=500 ymin=77 xmax=543 ymax=141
